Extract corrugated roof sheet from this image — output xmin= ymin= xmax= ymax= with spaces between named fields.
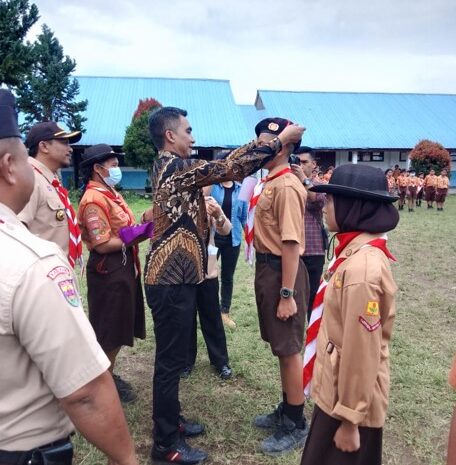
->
xmin=238 ymin=104 xmax=269 ymax=137
xmin=256 ymin=90 xmax=456 ymax=149
xmin=76 ymin=76 xmax=250 ymax=148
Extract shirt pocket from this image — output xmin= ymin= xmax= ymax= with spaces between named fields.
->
xmin=319 ymin=342 xmax=341 ymax=409
xmin=46 ymin=198 xmax=67 ymax=227
xmin=256 ymin=195 xmax=274 ymax=226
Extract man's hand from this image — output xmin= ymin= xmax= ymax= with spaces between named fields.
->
xmin=277 ymin=297 xmax=297 ymax=321
xmin=205 ymin=197 xmax=223 ymax=219
xmin=290 ymin=164 xmax=305 ymax=183
xmin=333 ymin=421 xmax=360 ymax=453
xmin=278 ymin=124 xmax=305 ymax=145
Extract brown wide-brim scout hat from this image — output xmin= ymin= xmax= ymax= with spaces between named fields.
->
xmin=25 ymin=121 xmax=81 ymax=149
xmin=310 ymin=164 xmax=399 ymax=203
xmin=80 ymin=143 xmax=124 ymax=168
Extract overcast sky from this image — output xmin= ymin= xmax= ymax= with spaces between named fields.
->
xmin=31 ymin=0 xmax=456 ymax=103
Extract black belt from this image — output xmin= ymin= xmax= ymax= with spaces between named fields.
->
xmin=256 ymin=252 xmax=305 ymax=264
xmin=0 ymin=437 xmax=72 ymax=465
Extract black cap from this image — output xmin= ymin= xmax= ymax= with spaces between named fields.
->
xmin=25 ymin=121 xmax=81 ymax=149
xmin=80 ymin=144 xmax=124 ymax=168
xmin=0 ymin=89 xmax=21 ymax=140
xmin=310 ymin=164 xmax=398 ymax=203
xmin=255 ymin=117 xmax=301 ymax=152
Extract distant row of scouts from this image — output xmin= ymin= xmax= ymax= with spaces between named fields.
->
xmin=385 ymin=166 xmax=450 ymax=212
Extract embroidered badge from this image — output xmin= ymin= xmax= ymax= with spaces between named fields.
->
xmin=58 ymin=279 xmax=79 ymax=307
xmin=333 ymin=273 xmax=342 ymax=289
xmin=359 ymin=316 xmax=381 ymax=332
xmin=323 ymin=270 xmax=333 ymax=282
xmin=91 ymin=228 xmax=100 ymax=236
xmin=268 ymin=122 xmax=279 ymax=132
xmin=47 ymin=266 xmax=71 ymax=280
xmin=365 ymin=301 xmax=380 ymax=317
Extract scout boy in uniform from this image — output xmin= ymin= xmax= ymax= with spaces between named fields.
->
xmin=424 ymin=168 xmax=438 ymax=208
xmin=396 ymin=169 xmax=408 ymax=210
xmin=301 ymin=164 xmax=400 ymax=465
xmin=436 ymin=168 xmax=449 ymax=211
xmin=250 ymin=118 xmax=310 ymax=456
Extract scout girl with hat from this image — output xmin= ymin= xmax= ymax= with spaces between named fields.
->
xmin=301 ymin=164 xmax=399 ymax=465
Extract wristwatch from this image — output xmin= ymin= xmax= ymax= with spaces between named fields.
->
xmin=303 ymin=178 xmax=313 ymax=188
xmin=280 ymin=287 xmax=296 ymax=299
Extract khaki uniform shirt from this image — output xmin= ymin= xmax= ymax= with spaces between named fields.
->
xmin=0 ymin=203 xmax=110 ymax=451
xmin=396 ymin=175 xmax=409 ymax=188
xmin=18 ymin=158 xmax=70 ymax=255
xmin=437 ymin=175 xmax=449 ymax=189
xmin=78 ymin=181 xmax=136 ymax=250
xmin=311 ymin=233 xmax=397 ymax=427
xmin=424 ymin=174 xmax=438 ymax=188
xmin=254 ymin=170 xmax=307 ymax=256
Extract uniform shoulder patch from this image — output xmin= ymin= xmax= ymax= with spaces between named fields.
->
xmin=57 ymin=279 xmax=80 ymax=307
xmin=47 ymin=266 xmax=71 ymax=280
xmin=365 ymin=301 xmax=380 ymax=316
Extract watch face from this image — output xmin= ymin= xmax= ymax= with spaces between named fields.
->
xmin=280 ymin=288 xmax=291 ymax=298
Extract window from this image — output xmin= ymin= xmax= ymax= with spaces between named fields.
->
xmin=348 ymin=151 xmax=384 ymax=162
xmin=450 ymin=151 xmax=456 ymax=163
xmin=399 ymin=151 xmax=409 ymax=162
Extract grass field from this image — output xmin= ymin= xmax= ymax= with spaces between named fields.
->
xmin=73 ymin=194 xmax=456 ymax=465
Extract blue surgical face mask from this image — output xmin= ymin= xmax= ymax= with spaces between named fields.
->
xmin=103 ymin=167 xmax=122 ymax=186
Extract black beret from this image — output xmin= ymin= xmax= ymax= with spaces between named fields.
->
xmin=0 ymin=89 xmax=21 ymax=140
xmin=254 ymin=117 xmax=301 ymax=152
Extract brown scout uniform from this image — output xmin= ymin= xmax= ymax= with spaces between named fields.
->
xmin=18 ymin=158 xmax=70 ymax=255
xmin=424 ymin=173 xmax=438 ymax=201
xmin=310 ymin=233 xmax=397 ymax=427
xmin=0 ymin=203 xmax=109 ymax=451
xmin=396 ymin=174 xmax=408 ymax=200
xmin=254 ymin=170 xmax=309 ymax=356
xmin=78 ymin=181 xmax=146 ymax=352
xmin=436 ymin=175 xmax=449 ymax=203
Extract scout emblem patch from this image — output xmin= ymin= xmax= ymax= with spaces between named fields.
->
xmin=365 ymin=301 xmax=380 ymax=317
xmin=268 ymin=122 xmax=279 ymax=132
xmin=333 ymin=273 xmax=342 ymax=289
xmin=58 ymin=279 xmax=79 ymax=307
xmin=56 ymin=210 xmax=66 ymax=221
xmin=47 ymin=266 xmax=71 ymax=280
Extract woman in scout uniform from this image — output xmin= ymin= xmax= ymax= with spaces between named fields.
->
xmin=424 ymin=168 xmax=438 ymax=208
xmin=436 ymin=168 xmax=450 ymax=211
xmin=78 ymin=144 xmax=146 ymax=404
xmin=406 ymin=170 xmax=419 ymax=212
xmin=301 ymin=164 xmax=399 ymax=465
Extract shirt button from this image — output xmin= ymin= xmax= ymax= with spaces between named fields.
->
xmin=345 ymin=249 xmax=352 ymax=257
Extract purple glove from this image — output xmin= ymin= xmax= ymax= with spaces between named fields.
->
xmin=119 ymin=222 xmax=154 ymax=247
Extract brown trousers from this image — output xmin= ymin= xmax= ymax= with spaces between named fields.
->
xmin=300 ymin=405 xmax=382 ymax=465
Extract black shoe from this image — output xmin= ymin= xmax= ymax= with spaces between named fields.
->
xmin=260 ymin=414 xmax=308 ymax=456
xmin=113 ymin=374 xmax=136 ymax=404
xmin=180 ymin=365 xmax=194 ymax=379
xmin=254 ymin=402 xmax=283 ymax=429
xmin=217 ymin=364 xmax=232 ymax=380
xmin=178 ymin=415 xmax=205 ymax=437
xmin=152 ymin=437 xmax=208 ymax=464
xmin=113 ymin=374 xmax=133 ymax=391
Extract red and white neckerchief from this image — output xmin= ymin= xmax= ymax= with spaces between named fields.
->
xmin=303 ymin=232 xmax=396 ymax=397
xmin=244 ymin=167 xmax=292 ymax=264
xmin=33 ymin=166 xmax=83 ymax=268
xmin=86 ymin=183 xmax=141 ymax=277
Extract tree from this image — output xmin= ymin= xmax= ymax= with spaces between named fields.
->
xmin=0 ymin=0 xmax=39 ymax=88
xmin=123 ymin=98 xmax=162 ymax=170
xmin=409 ymin=139 xmax=451 ymax=175
xmin=17 ymin=24 xmax=87 ymax=132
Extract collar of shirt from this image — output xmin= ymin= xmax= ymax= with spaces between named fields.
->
xmin=335 ymin=232 xmax=388 ymax=258
xmin=0 ymin=202 xmax=27 ymax=228
xmin=158 ymin=150 xmax=183 ymax=160
xmin=29 ymin=157 xmax=59 ymax=184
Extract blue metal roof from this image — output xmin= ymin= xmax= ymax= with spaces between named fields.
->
xmin=256 ymin=90 xmax=456 ymax=149
xmin=75 ymin=76 xmax=251 ymax=148
xmin=238 ymin=104 xmax=269 ymax=137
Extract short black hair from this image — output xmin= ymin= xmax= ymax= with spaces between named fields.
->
xmin=294 ymin=146 xmax=314 ymax=156
xmin=28 ymin=144 xmax=38 ymax=157
xmin=148 ymin=106 xmax=188 ymax=151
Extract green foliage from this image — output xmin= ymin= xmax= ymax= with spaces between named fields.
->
xmin=123 ymin=98 xmax=162 ymax=170
xmin=16 ymin=24 xmax=87 ymax=132
xmin=0 ymin=0 xmax=39 ymax=88
xmin=409 ymin=139 xmax=451 ymax=175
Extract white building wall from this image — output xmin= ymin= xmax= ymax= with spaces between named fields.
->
xmin=335 ymin=150 xmax=410 ymax=171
